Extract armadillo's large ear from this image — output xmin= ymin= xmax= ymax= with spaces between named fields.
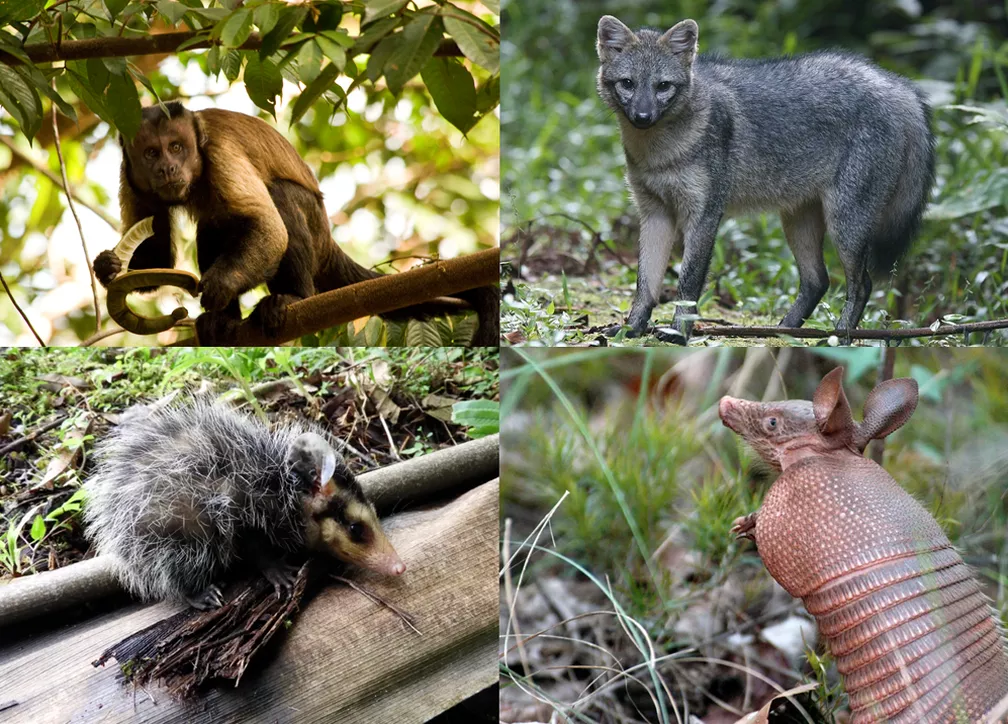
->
xmin=598 ymin=16 xmax=636 ymax=62
xmin=855 ymin=377 xmax=918 ymax=449
xmin=813 ymin=367 xmax=854 ymax=437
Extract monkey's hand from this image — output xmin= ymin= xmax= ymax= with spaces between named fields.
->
xmin=198 ymin=265 xmax=246 ymax=312
xmin=93 ymin=250 xmax=122 ymax=288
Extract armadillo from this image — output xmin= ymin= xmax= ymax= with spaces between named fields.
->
xmin=719 ymin=366 xmax=1008 ymax=724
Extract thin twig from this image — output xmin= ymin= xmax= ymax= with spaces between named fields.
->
xmin=691 ymin=318 xmax=1008 ymax=340
xmin=50 ymin=84 xmax=101 ymax=334
xmin=0 ymin=269 xmax=44 ymax=346
xmin=0 ymin=136 xmax=120 ymax=230
xmin=0 ymin=414 xmax=67 ymax=456
xmin=330 ymin=575 xmax=421 ymax=636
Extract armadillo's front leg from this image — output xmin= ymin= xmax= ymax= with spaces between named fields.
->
xmin=731 ymin=512 xmax=758 ymax=542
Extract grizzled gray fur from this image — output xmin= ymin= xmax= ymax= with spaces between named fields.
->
xmin=596 ymin=16 xmax=935 ymax=342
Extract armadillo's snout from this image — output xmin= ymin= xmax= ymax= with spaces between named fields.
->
xmin=718 ymin=396 xmax=742 ymax=432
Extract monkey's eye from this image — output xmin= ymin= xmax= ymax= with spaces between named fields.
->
xmin=144 ymin=148 xmax=158 ymax=159
xmin=656 ymin=81 xmax=673 ymax=92
xmin=170 ymin=142 xmax=183 ymax=153
xmin=348 ymin=522 xmax=366 ymax=543
xmin=617 ymin=78 xmax=634 ymax=91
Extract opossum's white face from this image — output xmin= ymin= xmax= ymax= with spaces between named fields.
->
xmin=307 ymin=495 xmax=406 ymax=577
xmin=293 ymin=433 xmax=405 ymax=577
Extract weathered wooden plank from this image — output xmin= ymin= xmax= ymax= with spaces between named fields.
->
xmin=0 ymin=479 xmax=498 ymax=724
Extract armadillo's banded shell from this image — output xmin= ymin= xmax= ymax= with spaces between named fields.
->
xmin=754 ymin=456 xmax=1008 ymax=724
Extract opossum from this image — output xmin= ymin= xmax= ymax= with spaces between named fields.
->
xmin=83 ymin=402 xmax=405 ymax=609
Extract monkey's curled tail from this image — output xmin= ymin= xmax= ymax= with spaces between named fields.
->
xmin=869 ymin=93 xmax=935 ymax=278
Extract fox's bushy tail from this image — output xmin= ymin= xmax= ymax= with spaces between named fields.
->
xmin=869 ymin=93 xmax=935 ymax=278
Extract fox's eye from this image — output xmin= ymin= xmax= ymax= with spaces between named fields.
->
xmin=656 ymin=81 xmax=673 ymax=92
xmin=618 ymin=78 xmax=634 ymax=91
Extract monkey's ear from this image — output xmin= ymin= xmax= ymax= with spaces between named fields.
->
xmin=192 ymin=112 xmax=208 ymax=149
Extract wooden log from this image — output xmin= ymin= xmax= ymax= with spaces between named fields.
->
xmin=0 ymin=480 xmax=498 ymax=723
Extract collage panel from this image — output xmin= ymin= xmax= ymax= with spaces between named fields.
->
xmin=0 ymin=346 xmax=499 ymax=721
xmin=500 ymin=348 xmax=1008 ymax=722
xmin=502 ymin=1 xmax=1008 ymax=347
xmin=0 ymin=2 xmax=500 ymax=348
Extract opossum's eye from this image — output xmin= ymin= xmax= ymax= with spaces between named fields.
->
xmin=617 ymin=78 xmax=633 ymax=91
xmin=348 ymin=522 xmax=366 ymax=543
xmin=656 ymin=81 xmax=672 ymax=92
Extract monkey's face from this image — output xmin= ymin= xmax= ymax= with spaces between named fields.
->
xmin=123 ymin=116 xmax=203 ymax=204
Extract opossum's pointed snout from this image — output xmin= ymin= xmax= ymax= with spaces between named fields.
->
xmin=367 ymin=549 xmax=405 ymax=576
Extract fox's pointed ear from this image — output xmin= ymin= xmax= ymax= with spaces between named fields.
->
xmin=598 ymin=15 xmax=636 ymax=62
xmin=661 ymin=19 xmax=698 ymax=63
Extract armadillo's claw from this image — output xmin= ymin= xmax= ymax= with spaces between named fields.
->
xmin=731 ymin=513 xmax=757 ymax=542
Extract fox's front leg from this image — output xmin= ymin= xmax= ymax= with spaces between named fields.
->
xmin=667 ymin=207 xmax=724 ymax=343
xmin=619 ymin=213 xmax=677 ymax=337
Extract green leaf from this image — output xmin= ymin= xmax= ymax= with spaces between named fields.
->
xmin=290 ymin=61 xmax=341 ymax=124
xmin=354 ymin=15 xmax=400 ymax=55
xmin=365 ymin=34 xmax=397 ymax=83
xmin=86 ymin=58 xmax=110 ymax=93
xmin=481 ymin=0 xmax=499 ymax=13
xmin=475 ymin=72 xmax=498 ymax=113
xmin=221 ymin=49 xmax=243 ymax=81
xmin=106 ymin=71 xmax=142 ymax=140
xmin=451 ymin=399 xmax=499 ymax=437
xmin=65 ymin=67 xmax=111 ymax=127
xmin=254 ymin=3 xmax=280 ymax=35
xmin=405 ymin=318 xmax=442 ymax=346
xmin=0 ymin=0 xmax=44 ymax=24
xmin=314 ymin=34 xmax=346 ymax=70
xmin=442 ymin=11 xmax=498 ymax=74
xmin=220 ymin=8 xmax=253 ymax=47
xmin=29 ymin=514 xmax=46 ymax=542
xmin=0 ymin=30 xmax=33 ymax=64
xmin=244 ymin=55 xmax=283 ymax=116
xmin=297 ymin=39 xmax=323 ymax=81
xmin=0 ymin=63 xmax=42 ymax=140
xmin=363 ymin=315 xmax=385 ymax=345
xmin=384 ymin=13 xmax=442 ymax=95
xmin=104 ymin=0 xmax=129 ymax=21
xmin=421 ymin=56 xmax=478 ymax=134
xmin=364 ymin=0 xmax=408 ymax=23
xmin=156 ymin=0 xmax=189 ymax=25
xmin=259 ymin=5 xmax=306 ymax=59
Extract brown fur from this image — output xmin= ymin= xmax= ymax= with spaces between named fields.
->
xmin=94 ymin=101 xmax=499 ymax=344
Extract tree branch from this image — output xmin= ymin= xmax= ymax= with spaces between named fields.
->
xmin=180 ymin=248 xmax=499 ymax=345
xmin=8 ymin=31 xmax=462 ymax=65
xmin=692 ymin=318 xmax=1008 ymax=341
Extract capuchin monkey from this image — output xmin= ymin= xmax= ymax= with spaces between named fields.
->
xmin=93 ymin=102 xmax=499 ymax=344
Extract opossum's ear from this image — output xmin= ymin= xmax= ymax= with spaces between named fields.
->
xmin=813 ymin=367 xmax=855 ymax=438
xmin=597 ymin=15 xmax=635 ymax=62
xmin=855 ymin=377 xmax=918 ymax=449
xmin=320 ymin=450 xmax=336 ymax=485
xmin=661 ymin=19 xmax=698 ymax=64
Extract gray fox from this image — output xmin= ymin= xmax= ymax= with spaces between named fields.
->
xmin=596 ymin=15 xmax=935 ymax=342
